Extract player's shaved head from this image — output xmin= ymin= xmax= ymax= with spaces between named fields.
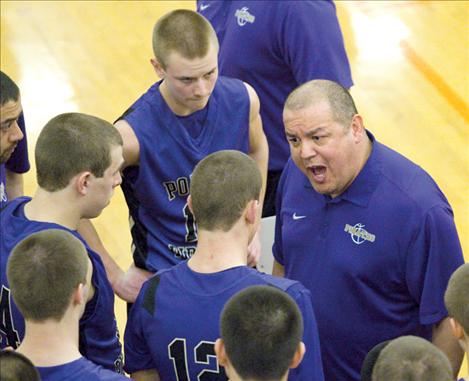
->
xmin=152 ymin=9 xmax=218 ymax=69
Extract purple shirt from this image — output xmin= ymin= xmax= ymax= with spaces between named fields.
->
xmin=199 ymin=0 xmax=353 ymax=171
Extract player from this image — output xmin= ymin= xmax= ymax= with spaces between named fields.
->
xmin=199 ymin=0 xmax=352 ymax=216
xmin=371 ymin=336 xmax=452 ymax=381
xmin=273 ymin=79 xmax=465 ymax=380
xmin=0 ymin=71 xmax=29 ymax=206
xmin=216 ymin=285 xmax=305 ymax=381
xmin=112 ymin=10 xmax=268 ymax=300
xmin=124 ymin=150 xmax=323 ymax=381
xmin=0 ymin=350 xmax=40 ymax=381
xmin=444 ymin=263 xmax=469 ymax=381
xmin=8 ymin=229 xmax=128 ymax=380
xmin=0 ymin=113 xmax=124 ymax=372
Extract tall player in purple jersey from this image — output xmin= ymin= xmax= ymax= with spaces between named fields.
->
xmin=273 ymin=80 xmax=464 ymax=380
xmin=8 ymin=230 xmax=128 ymax=381
xmin=0 ymin=113 xmax=124 ymax=373
xmin=110 ymin=10 xmax=268 ymax=303
xmin=124 ymin=150 xmax=324 ymax=381
xmin=198 ymin=0 xmax=352 ymax=216
xmin=0 ymin=71 xmax=29 ymax=206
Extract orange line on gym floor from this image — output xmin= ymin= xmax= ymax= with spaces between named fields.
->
xmin=400 ymin=40 xmax=469 ymax=125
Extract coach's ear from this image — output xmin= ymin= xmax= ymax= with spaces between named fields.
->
xmin=290 ymin=342 xmax=306 ymax=369
xmin=214 ymin=338 xmax=228 ymax=366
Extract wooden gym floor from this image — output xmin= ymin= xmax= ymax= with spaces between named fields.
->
xmin=1 ymin=0 xmax=467 ymax=376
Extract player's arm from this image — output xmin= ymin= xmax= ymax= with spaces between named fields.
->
xmin=131 ymin=369 xmax=161 ymax=381
xmin=432 ymin=316 xmax=464 ymax=378
xmin=5 ymin=170 xmax=24 ymax=200
xmin=115 ymin=119 xmax=140 ymax=168
xmin=77 ymin=218 xmax=152 ymax=303
xmin=245 ymin=82 xmax=268 ymax=266
xmin=272 ymin=260 xmax=285 ymax=277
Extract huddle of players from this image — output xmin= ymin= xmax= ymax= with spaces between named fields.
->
xmin=0 ymin=5 xmax=466 ymax=381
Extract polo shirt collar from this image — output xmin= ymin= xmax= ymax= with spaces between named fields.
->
xmin=323 ymin=130 xmax=380 ymax=207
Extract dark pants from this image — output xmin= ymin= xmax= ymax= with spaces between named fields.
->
xmin=262 ymin=170 xmax=282 ymax=218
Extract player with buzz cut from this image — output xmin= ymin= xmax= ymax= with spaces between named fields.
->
xmin=444 ymin=263 xmax=469 ymax=381
xmin=216 ymin=285 xmax=306 ymax=381
xmin=110 ymin=9 xmax=268 ymax=303
xmin=8 ymin=229 xmax=128 ymax=380
xmin=0 ymin=113 xmax=124 ymax=373
xmin=124 ymin=150 xmax=324 ymax=381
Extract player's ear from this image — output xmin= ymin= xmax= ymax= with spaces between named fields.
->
xmin=150 ymin=58 xmax=165 ymax=78
xmin=76 ymin=172 xmax=92 ymax=196
xmin=214 ymin=338 xmax=228 ymax=366
xmin=73 ymin=283 xmax=86 ymax=307
xmin=449 ymin=317 xmax=465 ymax=339
xmin=289 ymin=342 xmax=306 ymax=369
xmin=245 ymin=199 xmax=258 ymax=225
xmin=187 ymin=195 xmax=194 ymax=215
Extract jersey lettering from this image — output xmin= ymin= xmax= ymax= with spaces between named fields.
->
xmin=183 ymin=203 xmax=198 ymax=242
xmin=163 ymin=177 xmax=190 ymax=201
xmin=0 ymin=285 xmax=21 ymax=348
xmin=169 ymin=338 xmax=227 ymax=381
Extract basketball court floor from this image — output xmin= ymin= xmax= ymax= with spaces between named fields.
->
xmin=1 ymin=0 xmax=467 ymax=376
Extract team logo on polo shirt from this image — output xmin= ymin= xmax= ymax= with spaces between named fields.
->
xmin=235 ymin=7 xmax=255 ymax=26
xmin=344 ymin=223 xmax=376 ymax=245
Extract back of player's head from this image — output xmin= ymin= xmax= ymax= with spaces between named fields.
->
xmin=445 ymin=263 xmax=469 ymax=334
xmin=7 ymin=229 xmax=89 ymax=322
xmin=371 ymin=336 xmax=452 ymax=381
xmin=152 ymin=9 xmax=218 ymax=68
xmin=284 ymin=79 xmax=358 ymax=127
xmin=190 ymin=150 xmax=262 ymax=232
xmin=0 ymin=71 xmax=20 ymax=106
xmin=360 ymin=340 xmax=391 ymax=381
xmin=220 ymin=285 xmax=303 ymax=381
xmin=0 ymin=350 xmax=41 ymax=381
xmin=35 ymin=112 xmax=123 ymax=192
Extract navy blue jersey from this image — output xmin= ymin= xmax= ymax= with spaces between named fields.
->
xmin=199 ymin=0 xmax=352 ymax=172
xmin=124 ymin=263 xmax=324 ymax=381
xmin=121 ymin=77 xmax=250 ymax=272
xmin=273 ymin=132 xmax=465 ymax=381
xmin=37 ymin=357 xmax=128 ymax=381
xmin=0 ymin=197 xmax=123 ymax=373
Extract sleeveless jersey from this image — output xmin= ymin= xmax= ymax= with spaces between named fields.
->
xmin=121 ymin=77 xmax=250 ymax=272
xmin=124 ymin=263 xmax=324 ymax=381
xmin=37 ymin=357 xmax=128 ymax=381
xmin=0 ymin=197 xmax=123 ymax=373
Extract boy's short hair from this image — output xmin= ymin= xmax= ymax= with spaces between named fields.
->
xmin=372 ymin=336 xmax=452 ymax=381
xmin=7 ymin=229 xmax=89 ymax=322
xmin=152 ymin=9 xmax=218 ymax=68
xmin=0 ymin=350 xmax=40 ymax=381
xmin=0 ymin=71 xmax=20 ymax=106
xmin=190 ymin=150 xmax=262 ymax=232
xmin=220 ymin=285 xmax=303 ymax=380
xmin=35 ymin=112 xmax=122 ymax=192
xmin=444 ymin=263 xmax=469 ymax=333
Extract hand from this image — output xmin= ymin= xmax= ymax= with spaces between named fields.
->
xmin=247 ymin=230 xmax=262 ymax=267
xmin=113 ymin=263 xmax=154 ymax=303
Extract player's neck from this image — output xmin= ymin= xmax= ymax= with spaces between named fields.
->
xmin=25 ymin=188 xmax=82 ymax=230
xmin=18 ymin=314 xmax=81 ymax=367
xmin=188 ymin=228 xmax=249 ymax=273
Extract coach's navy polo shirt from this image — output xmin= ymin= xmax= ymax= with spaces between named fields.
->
xmin=274 ymin=131 xmax=464 ymax=381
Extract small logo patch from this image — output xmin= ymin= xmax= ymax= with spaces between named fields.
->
xmin=199 ymin=3 xmax=210 ymax=11
xmin=292 ymin=213 xmax=306 ymax=220
xmin=344 ymin=223 xmax=376 ymax=245
xmin=235 ymin=7 xmax=255 ymax=26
